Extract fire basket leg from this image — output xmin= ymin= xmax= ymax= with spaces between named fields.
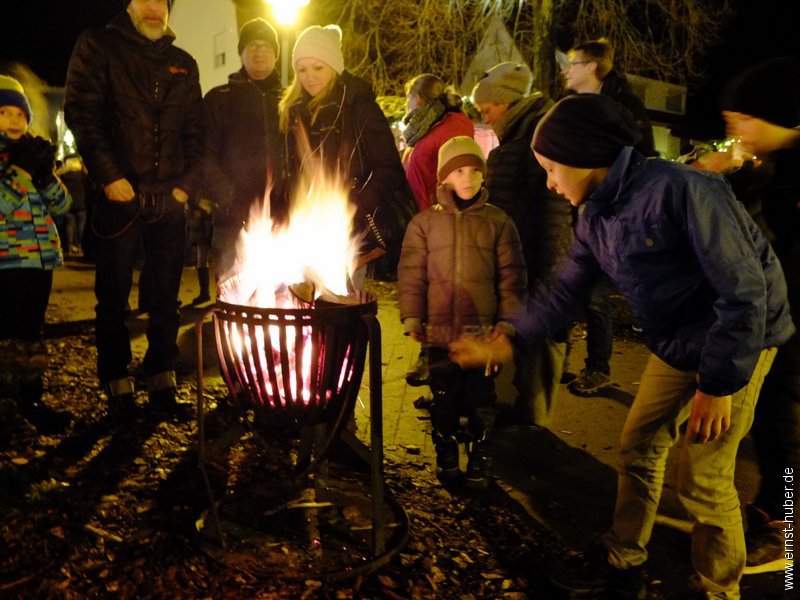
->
xmin=364 ymin=313 xmax=385 ymax=555
xmin=195 ymin=308 xmax=226 ymax=548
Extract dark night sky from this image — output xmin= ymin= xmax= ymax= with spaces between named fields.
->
xmin=2 ymin=0 xmax=797 ymax=139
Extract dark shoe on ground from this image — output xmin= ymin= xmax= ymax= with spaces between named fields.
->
xmin=464 ymin=437 xmax=492 ymax=490
xmin=405 ymin=350 xmax=430 ymax=387
xmin=191 ymin=293 xmax=212 ymax=306
xmin=413 ymin=395 xmax=433 ymax=409
xmin=17 ymin=378 xmax=70 ymax=435
xmin=547 ymin=545 xmax=646 ymax=599
xmin=568 ymin=369 xmax=610 ymax=395
xmin=744 ymin=504 xmax=789 ymax=574
xmin=560 ymin=370 xmax=578 ymax=385
xmin=434 ymin=434 xmax=460 ymax=483
xmin=149 ymin=388 xmax=193 ymax=417
xmin=108 ymin=392 xmax=137 ymax=419
xmin=106 ymin=376 xmax=138 ymax=419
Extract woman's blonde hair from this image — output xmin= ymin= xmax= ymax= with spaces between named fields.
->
xmin=279 ymin=72 xmax=340 ymax=133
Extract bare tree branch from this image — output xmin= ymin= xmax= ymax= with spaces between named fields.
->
xmin=309 ymin=0 xmax=732 ymax=96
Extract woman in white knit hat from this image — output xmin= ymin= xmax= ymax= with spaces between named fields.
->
xmin=278 ymin=24 xmax=414 ymax=289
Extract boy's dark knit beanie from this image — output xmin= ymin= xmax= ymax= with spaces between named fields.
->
xmin=238 ymin=18 xmax=280 ymax=57
xmin=720 ymin=56 xmax=800 ymax=129
xmin=532 ymin=93 xmax=639 ymax=168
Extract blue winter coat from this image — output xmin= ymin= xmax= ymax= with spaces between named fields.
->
xmin=515 ymin=147 xmax=794 ymax=396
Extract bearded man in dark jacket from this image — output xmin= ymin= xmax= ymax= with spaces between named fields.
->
xmin=203 ymin=18 xmax=286 ymax=281
xmin=64 ymin=0 xmax=204 ymax=416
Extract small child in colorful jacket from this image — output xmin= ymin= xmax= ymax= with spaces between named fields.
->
xmin=0 ymin=74 xmax=71 ymax=429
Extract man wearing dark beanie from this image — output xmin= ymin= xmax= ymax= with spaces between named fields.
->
xmin=203 ymin=17 xmax=285 ymax=280
xmin=450 ymin=93 xmax=794 ymax=599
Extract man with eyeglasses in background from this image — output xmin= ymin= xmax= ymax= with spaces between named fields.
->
xmin=559 ymin=37 xmax=657 ymax=397
xmin=202 ymin=18 xmax=286 ymax=284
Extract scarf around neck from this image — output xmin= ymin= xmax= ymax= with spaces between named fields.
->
xmin=402 ymin=96 xmax=452 ymax=147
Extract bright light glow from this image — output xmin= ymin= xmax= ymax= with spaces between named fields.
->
xmin=266 ymin=0 xmax=309 ymax=26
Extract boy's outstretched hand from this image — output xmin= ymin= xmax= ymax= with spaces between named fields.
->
xmin=449 ymin=332 xmax=513 ymax=371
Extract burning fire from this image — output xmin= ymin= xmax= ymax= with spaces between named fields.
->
xmin=216 ymin=157 xmax=363 ymax=409
xmin=219 ymin=168 xmax=359 ymax=308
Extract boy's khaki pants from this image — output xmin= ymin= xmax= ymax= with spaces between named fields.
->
xmin=602 ymin=348 xmax=777 ymax=599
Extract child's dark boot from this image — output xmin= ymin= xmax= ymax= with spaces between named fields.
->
xmin=465 ymin=435 xmax=492 ymax=490
xmin=433 ymin=431 xmax=460 ymax=483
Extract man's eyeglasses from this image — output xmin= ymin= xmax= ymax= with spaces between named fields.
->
xmin=245 ymin=41 xmax=275 ymax=54
xmin=563 ymin=60 xmax=591 ymax=70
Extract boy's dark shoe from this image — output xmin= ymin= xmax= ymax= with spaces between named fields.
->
xmin=405 ymin=350 xmax=430 ymax=387
xmin=108 ymin=393 xmax=137 ymax=419
xmin=744 ymin=504 xmax=789 ymax=574
xmin=547 ymin=545 xmax=646 ymax=599
xmin=434 ymin=434 xmax=460 ymax=483
xmin=568 ymin=369 xmax=610 ymax=395
xmin=464 ymin=438 xmax=492 ymax=490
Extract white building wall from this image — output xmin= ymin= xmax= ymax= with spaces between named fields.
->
xmin=170 ymin=0 xmax=240 ymax=95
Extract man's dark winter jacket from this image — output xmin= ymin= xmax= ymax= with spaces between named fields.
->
xmin=515 ymin=146 xmax=795 ymax=397
xmin=600 ymin=70 xmax=657 ymax=158
xmin=64 ymin=14 xmax=204 ymax=197
xmin=203 ymin=68 xmax=285 ymax=226
xmin=285 ymin=71 xmax=413 ymax=257
xmin=485 ymin=92 xmax=573 ymax=289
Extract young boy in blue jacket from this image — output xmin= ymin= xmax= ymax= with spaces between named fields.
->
xmin=450 ymin=93 xmax=794 ymax=598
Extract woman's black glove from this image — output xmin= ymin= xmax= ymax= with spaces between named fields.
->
xmin=10 ymin=135 xmax=57 ymax=188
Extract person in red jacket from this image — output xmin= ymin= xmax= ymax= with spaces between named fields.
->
xmin=402 ymin=74 xmax=474 ymax=212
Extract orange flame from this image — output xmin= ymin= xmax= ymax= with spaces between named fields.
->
xmin=221 ymin=167 xmax=359 ymax=308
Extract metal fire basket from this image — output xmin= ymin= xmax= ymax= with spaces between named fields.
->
xmin=194 ymin=286 xmax=408 ymax=579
